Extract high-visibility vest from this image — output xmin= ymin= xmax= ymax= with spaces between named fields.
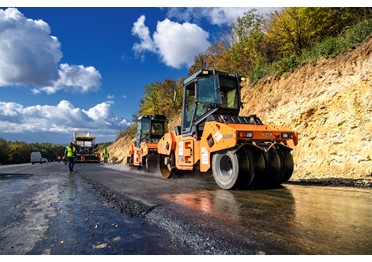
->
xmin=103 ymin=151 xmax=109 ymax=158
xmin=66 ymin=146 xmax=76 ymax=158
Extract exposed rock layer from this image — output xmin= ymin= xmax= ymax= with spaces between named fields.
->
xmin=240 ymin=37 xmax=372 ymax=180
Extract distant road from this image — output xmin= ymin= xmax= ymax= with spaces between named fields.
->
xmin=0 ymin=162 xmax=371 ymax=255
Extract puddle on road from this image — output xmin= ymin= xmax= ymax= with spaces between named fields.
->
xmin=161 ymin=190 xmax=240 ymax=223
xmin=160 ymin=185 xmax=372 ymax=254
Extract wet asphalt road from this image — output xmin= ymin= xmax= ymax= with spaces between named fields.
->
xmin=0 ymin=162 xmax=371 ymax=255
xmin=0 ymin=163 xmax=186 ymax=254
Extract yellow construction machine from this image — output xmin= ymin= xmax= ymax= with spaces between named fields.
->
xmin=157 ymin=69 xmax=298 ymax=189
xmin=73 ymin=131 xmax=100 ymax=163
xmin=127 ymin=115 xmax=168 ymax=172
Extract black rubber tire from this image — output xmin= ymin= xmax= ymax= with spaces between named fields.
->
xmin=212 ymin=150 xmax=240 ymax=189
xmin=159 ymin=154 xmax=173 ymax=179
xmin=246 ymin=147 xmax=267 ymax=187
xmin=278 ymin=149 xmax=294 ymax=183
xmin=238 ymin=148 xmax=256 ymax=188
xmin=143 ymin=156 xmax=149 ymax=172
xmin=143 ymin=156 xmax=159 ymax=173
xmin=266 ymin=148 xmax=285 ymax=186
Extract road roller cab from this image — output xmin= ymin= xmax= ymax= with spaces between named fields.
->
xmin=127 ymin=115 xmax=168 ymax=172
xmin=157 ymin=69 xmax=298 ymax=189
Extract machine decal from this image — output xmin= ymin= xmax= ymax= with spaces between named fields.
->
xmin=179 ymin=141 xmax=184 ymax=156
xmin=214 ymin=131 xmax=223 ymax=142
xmin=201 ymin=147 xmax=208 ymax=165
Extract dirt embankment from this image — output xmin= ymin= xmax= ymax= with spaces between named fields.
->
xmin=241 ymin=36 xmax=372 ymax=182
xmin=107 ymin=36 xmax=372 ymax=183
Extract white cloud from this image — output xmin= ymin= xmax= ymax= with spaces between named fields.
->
xmin=132 ymin=15 xmax=210 ymax=68
xmin=0 ymin=8 xmax=61 ymax=87
xmin=0 ymin=100 xmax=129 ymax=137
xmin=166 ymin=7 xmax=275 ymax=26
xmin=0 ymin=8 xmax=101 ymax=94
xmin=84 ymin=101 xmax=111 ymax=123
xmin=204 ymin=8 xmax=248 ymax=25
xmin=36 ymin=64 xmax=102 ymax=94
xmin=154 ymin=19 xmax=210 ymax=68
xmin=132 ymin=15 xmax=157 ymax=55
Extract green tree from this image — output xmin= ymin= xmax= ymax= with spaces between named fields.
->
xmin=0 ymin=138 xmax=9 ymax=164
xmin=139 ymin=79 xmax=182 ymax=118
xmin=189 ymin=9 xmax=266 ymax=77
xmin=228 ymin=9 xmax=265 ymax=75
xmin=157 ymin=79 xmax=180 ymax=117
xmin=139 ymin=82 xmax=161 ymax=115
xmin=266 ymin=8 xmax=311 ymax=56
xmin=189 ymin=53 xmax=206 ymax=75
xmin=0 ymin=138 xmax=67 ymax=164
xmin=7 ymin=141 xmax=32 ymax=164
xmin=266 ymin=7 xmax=371 ymax=57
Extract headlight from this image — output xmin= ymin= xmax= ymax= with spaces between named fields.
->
xmin=238 ymin=132 xmax=253 ymax=138
xmin=281 ymin=132 xmax=294 ymax=139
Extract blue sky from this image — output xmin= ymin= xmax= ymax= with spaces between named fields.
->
xmin=3 ymin=0 xmax=356 ymax=145
xmin=0 ymin=3 xmax=281 ymax=144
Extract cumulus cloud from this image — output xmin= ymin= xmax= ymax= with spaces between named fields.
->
xmin=0 ymin=8 xmax=101 ymax=94
xmin=0 ymin=100 xmax=130 ymax=137
xmin=0 ymin=8 xmax=61 ymax=87
xmin=132 ymin=15 xmax=157 ymax=55
xmin=36 ymin=64 xmax=102 ymax=94
xmin=132 ymin=15 xmax=210 ymax=68
xmin=166 ymin=7 xmax=273 ymax=26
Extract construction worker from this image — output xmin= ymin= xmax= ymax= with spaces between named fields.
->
xmin=102 ymin=148 xmax=109 ymax=164
xmin=80 ymin=148 xmax=85 ymax=162
xmin=64 ymin=142 xmax=77 ymax=172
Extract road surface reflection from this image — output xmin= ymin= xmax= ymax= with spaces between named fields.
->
xmin=161 ymin=185 xmax=371 ymax=254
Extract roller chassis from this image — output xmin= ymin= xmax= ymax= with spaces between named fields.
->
xmin=157 ymin=69 xmax=298 ymax=190
xmin=127 ymin=115 xmax=167 ymax=172
xmin=158 ymin=115 xmax=297 ymax=189
xmin=127 ymin=142 xmax=159 ymax=172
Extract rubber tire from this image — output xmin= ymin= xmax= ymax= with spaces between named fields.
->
xmin=212 ymin=150 xmax=240 ymax=190
xmin=278 ymin=150 xmax=294 ymax=183
xmin=143 ymin=156 xmax=149 ymax=172
xmin=244 ymin=147 xmax=265 ymax=188
xmin=266 ymin=148 xmax=285 ymax=186
xmin=238 ymin=148 xmax=255 ymax=188
xmin=159 ymin=154 xmax=172 ymax=179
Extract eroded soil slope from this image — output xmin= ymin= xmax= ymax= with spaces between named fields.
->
xmin=240 ymin=37 xmax=371 ymax=181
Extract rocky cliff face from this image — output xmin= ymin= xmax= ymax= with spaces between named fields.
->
xmin=240 ymin=37 xmax=371 ymax=181
xmin=107 ymin=37 xmax=372 ymax=182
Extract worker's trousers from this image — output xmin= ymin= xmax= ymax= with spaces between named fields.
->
xmin=67 ymin=157 xmax=75 ymax=172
